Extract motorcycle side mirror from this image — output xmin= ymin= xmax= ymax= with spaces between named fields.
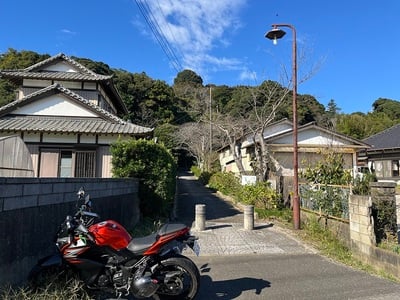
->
xmin=84 ymin=195 xmax=91 ymax=208
xmin=77 ymin=187 xmax=85 ymax=198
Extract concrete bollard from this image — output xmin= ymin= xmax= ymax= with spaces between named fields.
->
xmin=195 ymin=204 xmax=206 ymax=231
xmin=244 ymin=205 xmax=254 ymax=230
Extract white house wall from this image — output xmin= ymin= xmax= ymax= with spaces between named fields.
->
xmin=42 ymin=133 xmax=77 ymax=143
xmin=98 ymin=146 xmax=112 ymax=177
xmin=26 ymin=144 xmax=39 ymax=177
xmin=23 ymin=133 xmax=40 ymax=143
xmin=43 ymin=61 xmax=79 ymax=72
xmin=23 ymin=79 xmax=52 ymax=88
xmin=80 ymin=134 xmax=96 ymax=144
xmin=274 ymin=129 xmax=347 ymax=146
xmin=13 ymin=95 xmax=98 ymax=117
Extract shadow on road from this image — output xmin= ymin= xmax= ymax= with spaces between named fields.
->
xmin=195 ymin=263 xmax=271 ymax=299
xmin=175 ymin=172 xmax=242 ymax=225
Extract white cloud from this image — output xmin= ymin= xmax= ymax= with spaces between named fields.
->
xmin=135 ymin=0 xmax=247 ymax=81
xmin=239 ymin=69 xmax=257 ymax=83
xmin=60 ymin=29 xmax=76 ymax=35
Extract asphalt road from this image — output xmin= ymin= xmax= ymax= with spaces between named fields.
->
xmin=175 ymin=172 xmax=400 ymax=300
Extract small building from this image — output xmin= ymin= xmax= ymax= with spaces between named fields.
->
xmin=0 ymin=53 xmax=153 ymax=178
xmin=358 ymin=123 xmax=400 ymax=182
xmin=219 ymin=119 xmax=370 ymax=178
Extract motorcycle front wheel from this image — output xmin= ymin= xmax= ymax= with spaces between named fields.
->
xmin=153 ymin=255 xmax=200 ymax=300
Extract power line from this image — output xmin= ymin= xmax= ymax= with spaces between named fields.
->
xmin=134 ymin=0 xmax=183 ymax=73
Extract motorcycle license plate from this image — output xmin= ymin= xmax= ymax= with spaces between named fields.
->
xmin=193 ymin=240 xmax=200 ymax=256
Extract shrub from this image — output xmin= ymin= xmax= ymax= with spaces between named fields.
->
xmin=190 ymin=165 xmax=202 ymax=178
xmin=208 ymin=172 xmax=241 ymax=198
xmin=111 ymin=139 xmax=177 ymax=217
xmin=352 ymin=172 xmax=377 ymax=195
xmin=372 ymin=199 xmax=397 ymax=244
xmin=199 ymin=171 xmax=212 ymax=185
xmin=238 ymin=181 xmax=280 ymax=209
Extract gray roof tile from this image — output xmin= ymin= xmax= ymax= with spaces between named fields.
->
xmin=363 ymin=123 xmax=400 ymax=149
xmin=0 ymin=115 xmax=153 ymax=135
xmin=24 ymin=53 xmax=99 ymax=76
xmin=0 ymin=70 xmax=112 ymax=81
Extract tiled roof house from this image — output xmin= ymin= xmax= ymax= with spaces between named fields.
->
xmin=0 ymin=53 xmax=153 ymax=178
xmin=359 ymin=123 xmax=400 ymax=181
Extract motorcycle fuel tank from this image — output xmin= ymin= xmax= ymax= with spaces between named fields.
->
xmin=89 ymin=220 xmax=132 ymax=250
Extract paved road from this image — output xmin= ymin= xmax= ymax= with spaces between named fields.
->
xmin=175 ymin=172 xmax=400 ymax=300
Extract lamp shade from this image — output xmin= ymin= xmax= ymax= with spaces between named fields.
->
xmin=265 ymin=27 xmax=286 ymax=40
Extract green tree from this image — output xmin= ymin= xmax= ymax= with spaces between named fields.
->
xmin=111 ymin=139 xmax=177 ymax=217
xmin=302 ymin=151 xmax=352 ymax=185
xmin=0 ymin=49 xmax=50 ymax=106
xmin=372 ymin=98 xmax=400 ymax=120
xmin=173 ymin=69 xmax=203 ymax=86
xmin=326 ymin=99 xmax=340 ymax=117
xmin=114 ymin=70 xmax=186 ymax=126
xmin=0 ymin=48 xmax=49 ymax=69
xmin=210 ymin=85 xmax=233 ymax=112
xmin=336 ymin=113 xmax=368 ymax=139
xmin=74 ymin=57 xmax=113 ymax=75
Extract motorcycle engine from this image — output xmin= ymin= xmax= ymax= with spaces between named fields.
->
xmin=131 ymin=276 xmax=159 ymax=298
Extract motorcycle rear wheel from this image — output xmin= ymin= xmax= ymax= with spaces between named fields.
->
xmin=153 ymin=255 xmax=200 ymax=300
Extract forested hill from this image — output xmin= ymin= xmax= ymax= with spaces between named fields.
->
xmin=1 ymin=49 xmax=399 ymax=141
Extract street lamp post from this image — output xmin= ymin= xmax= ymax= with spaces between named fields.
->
xmin=265 ymin=24 xmax=300 ymax=230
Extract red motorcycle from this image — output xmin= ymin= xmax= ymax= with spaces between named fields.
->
xmin=28 ymin=188 xmax=200 ymax=299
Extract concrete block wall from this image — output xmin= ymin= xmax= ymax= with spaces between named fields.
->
xmin=349 ymin=195 xmax=375 ymax=255
xmin=349 ymin=182 xmax=400 ymax=278
xmin=0 ymin=177 xmax=140 ymax=285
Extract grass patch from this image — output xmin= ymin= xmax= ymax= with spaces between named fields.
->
xmin=255 ymin=207 xmax=292 ymax=222
xmin=0 ymin=277 xmax=91 ymax=300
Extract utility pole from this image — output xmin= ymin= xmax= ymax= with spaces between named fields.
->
xmin=209 ymin=86 xmax=212 ymax=153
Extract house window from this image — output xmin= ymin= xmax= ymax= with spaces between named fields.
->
xmin=60 ymin=151 xmax=73 ymax=177
xmin=75 ymin=151 xmax=96 ymax=177
xmin=392 ymin=160 xmax=399 ymax=177
xmin=39 ymin=149 xmax=96 ymax=178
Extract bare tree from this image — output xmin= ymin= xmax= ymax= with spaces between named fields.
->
xmin=211 ymin=112 xmax=249 ymax=175
xmin=248 ymin=81 xmax=291 ymax=181
xmin=174 ymin=121 xmax=217 ymax=171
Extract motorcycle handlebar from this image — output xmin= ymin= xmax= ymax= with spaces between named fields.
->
xmin=76 ymin=223 xmax=95 ymax=242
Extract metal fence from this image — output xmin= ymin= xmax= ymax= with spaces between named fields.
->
xmin=299 ymin=183 xmax=351 ymax=220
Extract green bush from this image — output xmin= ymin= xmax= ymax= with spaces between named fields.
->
xmin=111 ymin=139 xmax=177 ymax=217
xmin=190 ymin=165 xmax=202 ymax=178
xmin=372 ymin=199 xmax=397 ymax=244
xmin=352 ymin=172 xmax=377 ymax=195
xmin=198 ymin=171 xmax=212 ymax=185
xmin=208 ymin=172 xmax=241 ymax=198
xmin=238 ymin=181 xmax=280 ymax=209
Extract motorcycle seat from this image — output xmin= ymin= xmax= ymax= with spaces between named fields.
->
xmin=158 ymin=223 xmax=187 ymax=235
xmin=126 ymin=223 xmax=188 ymax=255
xmin=127 ymin=233 xmax=158 ymax=255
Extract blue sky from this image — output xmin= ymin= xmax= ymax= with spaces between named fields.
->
xmin=1 ymin=0 xmax=399 ymax=114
